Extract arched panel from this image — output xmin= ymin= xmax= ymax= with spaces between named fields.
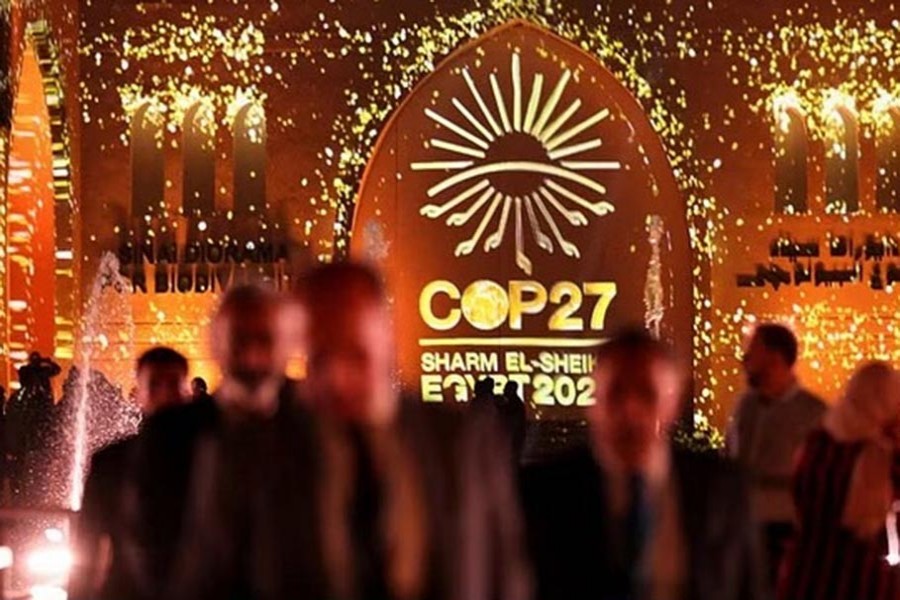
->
xmin=182 ymin=101 xmax=216 ymax=216
xmin=28 ymin=20 xmax=77 ymax=371
xmin=131 ymin=102 xmax=164 ymax=218
xmin=773 ymin=98 xmax=809 ymax=214
xmin=6 ymin=39 xmax=55 ymax=381
xmin=876 ymin=107 xmax=900 ymax=212
xmin=350 ymin=21 xmax=692 ymax=414
xmin=824 ymin=100 xmax=860 ymax=214
xmin=233 ymin=102 xmax=266 ymax=215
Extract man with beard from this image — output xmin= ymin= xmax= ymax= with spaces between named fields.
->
xmin=80 ymin=283 xmax=294 ymax=600
xmin=296 ymin=262 xmax=529 ymax=600
xmin=169 ymin=282 xmax=327 ymax=600
xmin=726 ymin=323 xmax=825 ymax=586
xmin=522 ymin=329 xmax=766 ymax=600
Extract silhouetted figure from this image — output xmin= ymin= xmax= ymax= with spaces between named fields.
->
xmin=499 ymin=381 xmax=526 ymax=466
xmin=19 ymin=351 xmax=61 ymax=398
xmin=4 ymin=352 xmax=61 ymax=504
xmin=727 ymin=323 xmax=825 ymax=584
xmin=190 ymin=376 xmax=213 ymax=404
xmin=471 ymin=377 xmax=497 ymax=413
xmin=522 ymin=329 xmax=766 ymax=600
xmin=70 ymin=347 xmax=191 ymax=600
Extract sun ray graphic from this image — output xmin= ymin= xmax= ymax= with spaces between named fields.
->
xmin=414 ymin=51 xmax=620 ymax=275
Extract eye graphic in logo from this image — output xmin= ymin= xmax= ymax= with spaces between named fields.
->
xmin=412 ymin=52 xmax=621 ymax=275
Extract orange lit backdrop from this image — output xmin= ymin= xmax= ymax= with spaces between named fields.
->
xmin=6 ymin=42 xmax=55 ymax=388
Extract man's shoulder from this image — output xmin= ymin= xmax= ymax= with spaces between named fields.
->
xmin=148 ymin=397 xmax=218 ymax=430
xmin=91 ymin=435 xmax=137 ymax=467
xmin=732 ymin=389 xmax=758 ymax=413
xmin=85 ymin=435 xmax=137 ymax=488
xmin=135 ymin=399 xmax=221 ymax=457
xmin=793 ymin=387 xmax=827 ymax=411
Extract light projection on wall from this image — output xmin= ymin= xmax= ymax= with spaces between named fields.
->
xmin=233 ymin=101 xmax=267 ymax=216
xmin=352 ymin=22 xmax=692 ymax=411
xmin=773 ymin=92 xmax=809 ymax=215
xmin=875 ymin=96 xmax=900 ymax=213
xmin=130 ymin=102 xmax=165 ymax=218
xmin=823 ymin=91 xmax=860 ymax=214
xmin=183 ymin=100 xmax=216 ymax=217
xmin=413 ymin=52 xmax=619 ymax=275
xmin=26 ymin=20 xmax=77 ymax=371
xmin=6 ymin=41 xmax=55 ymax=385
xmin=118 ymin=96 xmax=276 ymax=386
xmin=12 ymin=0 xmax=900 ymax=442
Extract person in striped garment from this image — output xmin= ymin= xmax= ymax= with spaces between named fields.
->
xmin=777 ymin=361 xmax=900 ymax=600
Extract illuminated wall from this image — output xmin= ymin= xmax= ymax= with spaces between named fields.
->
xmin=113 ymin=96 xmax=280 ymax=387
xmin=0 ymin=0 xmax=898 ymax=432
xmin=6 ymin=41 xmax=55 ymax=382
xmin=0 ymin=3 xmax=79 ymax=391
xmin=352 ymin=22 xmax=693 ymax=415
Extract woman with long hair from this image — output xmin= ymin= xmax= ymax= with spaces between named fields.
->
xmin=778 ymin=361 xmax=900 ymax=599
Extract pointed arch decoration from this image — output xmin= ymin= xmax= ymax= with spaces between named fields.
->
xmin=183 ymin=100 xmax=216 ymax=216
xmin=876 ymin=106 xmax=900 ymax=213
xmin=773 ymin=96 xmax=809 ymax=214
xmin=131 ymin=101 xmax=165 ymax=219
xmin=823 ymin=98 xmax=860 ymax=214
xmin=0 ymin=19 xmax=77 ymax=385
xmin=350 ymin=21 xmax=692 ymax=408
xmin=24 ymin=21 xmax=77 ymax=368
xmin=233 ymin=102 xmax=266 ymax=215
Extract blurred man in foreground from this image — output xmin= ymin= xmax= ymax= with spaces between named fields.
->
xmin=297 ymin=262 xmax=529 ymax=600
xmin=207 ymin=283 xmax=293 ymax=419
xmin=174 ymin=263 xmax=529 ymax=600
xmin=521 ymin=329 xmax=765 ymax=600
xmin=727 ymin=323 xmax=825 ymax=582
xmin=69 ymin=346 xmax=191 ymax=600
xmin=169 ymin=281 xmax=326 ymax=600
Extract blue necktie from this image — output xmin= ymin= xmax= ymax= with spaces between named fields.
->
xmin=624 ymin=472 xmax=652 ymax=599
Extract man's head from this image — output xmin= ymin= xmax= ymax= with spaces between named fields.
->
xmin=590 ymin=328 xmax=684 ymax=472
xmin=294 ymin=262 xmax=395 ymax=426
xmin=191 ymin=377 xmax=208 ymax=396
xmin=211 ymin=284 xmax=287 ymax=393
xmin=474 ymin=377 xmax=495 ymax=400
xmin=742 ymin=323 xmax=798 ymax=390
xmin=135 ymin=347 xmax=189 ymax=415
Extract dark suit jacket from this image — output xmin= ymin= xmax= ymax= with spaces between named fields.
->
xmin=401 ymin=403 xmax=531 ymax=600
xmin=170 ymin=387 xmax=327 ymax=600
xmin=70 ymin=436 xmax=135 ymax=600
xmin=171 ymin=397 xmax=530 ymax=600
xmin=70 ymin=397 xmax=219 ymax=600
xmin=521 ymin=448 xmax=766 ymax=600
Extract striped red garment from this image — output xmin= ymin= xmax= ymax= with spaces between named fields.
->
xmin=776 ymin=429 xmax=900 ymax=600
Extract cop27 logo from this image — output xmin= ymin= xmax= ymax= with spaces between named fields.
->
xmin=412 ymin=52 xmax=621 ymax=275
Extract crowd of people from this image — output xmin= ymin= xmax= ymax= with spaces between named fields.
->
xmin=0 ymin=351 xmax=141 ymax=507
xmin=50 ymin=261 xmax=899 ymax=600
xmin=0 ymin=352 xmax=62 ymax=503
